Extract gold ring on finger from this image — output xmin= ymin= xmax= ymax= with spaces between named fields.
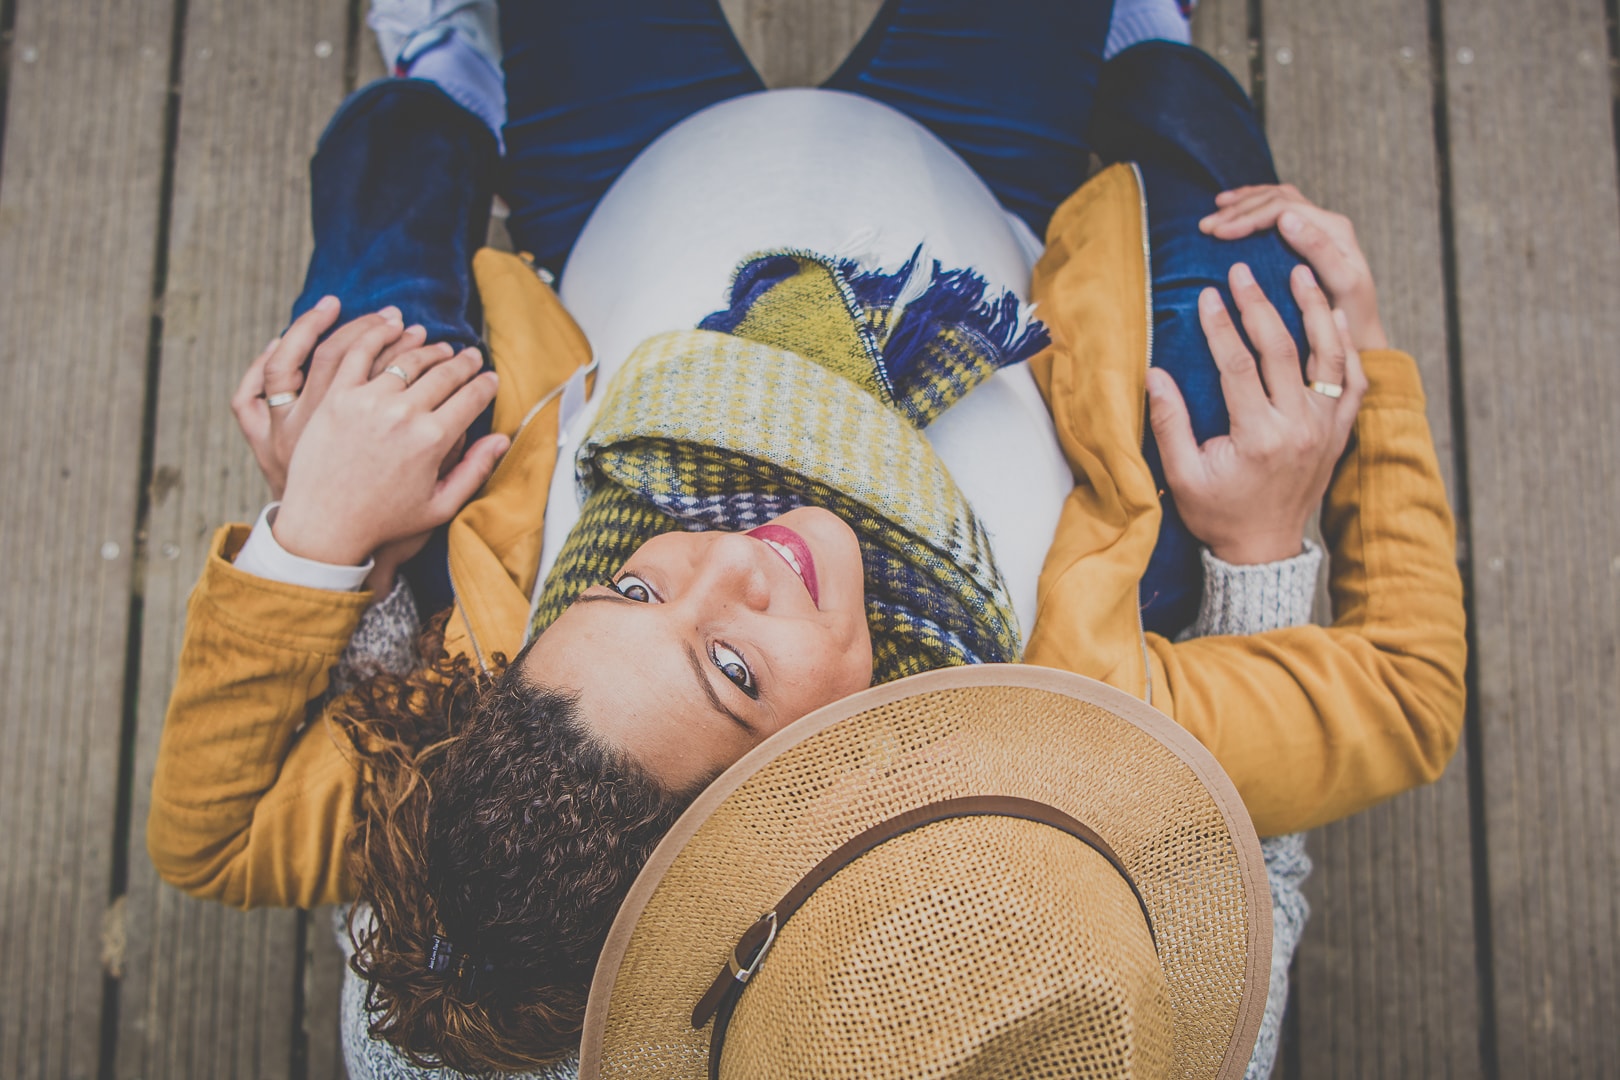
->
xmin=383 ymin=364 xmax=412 ymax=387
xmin=265 ymin=392 xmax=298 ymax=408
xmin=1308 ymin=380 xmax=1344 ymax=399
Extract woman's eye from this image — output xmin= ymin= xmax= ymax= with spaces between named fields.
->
xmin=609 ymin=573 xmax=656 ymax=603
xmin=712 ymin=642 xmax=758 ymax=699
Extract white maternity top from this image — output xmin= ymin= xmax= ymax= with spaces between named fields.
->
xmin=544 ymin=88 xmax=1073 ymax=636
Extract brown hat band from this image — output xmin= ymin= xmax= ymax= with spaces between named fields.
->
xmin=690 ymin=794 xmax=1158 ymax=1077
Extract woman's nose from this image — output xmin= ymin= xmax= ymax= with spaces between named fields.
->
xmin=693 ymin=533 xmax=772 ymax=612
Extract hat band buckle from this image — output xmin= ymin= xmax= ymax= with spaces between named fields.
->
xmin=726 ymin=911 xmax=778 ymax=985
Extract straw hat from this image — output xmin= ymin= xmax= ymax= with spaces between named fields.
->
xmin=580 ymin=665 xmax=1271 ymax=1079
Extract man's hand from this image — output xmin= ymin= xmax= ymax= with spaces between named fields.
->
xmin=1200 ymin=184 xmax=1388 ymax=352
xmin=270 ymin=326 xmax=508 ymax=571
xmin=1147 ymin=262 xmax=1368 ymax=565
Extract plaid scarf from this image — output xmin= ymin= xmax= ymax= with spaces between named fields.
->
xmin=528 ymin=248 xmax=1047 ymax=683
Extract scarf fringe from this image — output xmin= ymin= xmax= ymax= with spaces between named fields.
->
xmin=841 ymin=245 xmax=1051 ymax=379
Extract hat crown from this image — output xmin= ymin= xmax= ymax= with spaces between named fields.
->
xmin=723 ymin=813 xmax=1174 ymax=1079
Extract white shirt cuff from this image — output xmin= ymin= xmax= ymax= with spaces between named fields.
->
xmin=232 ymin=503 xmax=374 ymax=592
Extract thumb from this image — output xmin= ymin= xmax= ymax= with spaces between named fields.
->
xmin=1146 ymin=369 xmax=1202 ymax=491
xmin=427 ymin=432 xmax=509 ymax=520
xmin=1278 ymin=211 xmax=1353 ymax=295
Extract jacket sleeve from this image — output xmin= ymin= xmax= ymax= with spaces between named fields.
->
xmin=146 ymin=525 xmax=371 ymax=909
xmin=1149 ymin=349 xmax=1468 ymax=835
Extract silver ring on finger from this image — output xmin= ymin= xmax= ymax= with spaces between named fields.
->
xmin=383 ymin=364 xmax=412 ymax=387
xmin=1308 ymin=380 xmax=1344 ymax=399
xmin=265 ymin=391 xmax=298 ymax=408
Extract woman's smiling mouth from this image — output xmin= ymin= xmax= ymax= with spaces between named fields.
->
xmin=745 ymin=523 xmax=821 ymax=607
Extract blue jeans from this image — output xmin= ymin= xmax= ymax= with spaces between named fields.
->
xmin=291 ymin=4 xmax=1307 ymax=633
xmin=290 ymin=80 xmax=500 ymax=610
xmin=498 ymin=0 xmax=1111 ymax=269
xmin=1094 ymin=42 xmax=1311 ymax=632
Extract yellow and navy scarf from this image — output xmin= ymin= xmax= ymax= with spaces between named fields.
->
xmin=528 ymin=248 xmax=1047 ymax=683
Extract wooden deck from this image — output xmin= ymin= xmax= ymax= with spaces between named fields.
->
xmin=1 ymin=0 xmax=1615 ymax=1076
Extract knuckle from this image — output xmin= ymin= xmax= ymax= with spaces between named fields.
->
xmin=264 ymin=350 xmax=298 ymax=374
xmin=410 ymin=415 xmax=445 ymax=444
xmin=1252 ymin=430 xmax=1285 ymax=458
xmin=1219 ymin=350 xmax=1257 ymax=378
xmin=1262 ymin=331 xmax=1298 ymax=363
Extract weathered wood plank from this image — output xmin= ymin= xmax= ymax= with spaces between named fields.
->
xmin=116 ymin=1 xmax=354 ymax=1077
xmin=718 ymin=0 xmax=885 ymax=88
xmin=1190 ymin=0 xmax=1254 ymax=94
xmin=1441 ymin=1 xmax=1620 ymax=1074
xmin=304 ymin=907 xmax=349 ymax=1080
xmin=1260 ymin=4 xmax=1484 ymax=1077
xmin=0 ymin=1 xmax=175 ymax=1076
xmin=1200 ymin=3 xmax=1485 ymax=1075
xmin=355 ymin=13 xmax=390 ymax=89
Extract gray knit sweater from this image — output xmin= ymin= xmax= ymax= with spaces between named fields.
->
xmin=332 ymin=541 xmax=1323 ymax=1080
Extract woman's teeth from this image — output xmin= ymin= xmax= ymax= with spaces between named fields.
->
xmin=762 ymin=538 xmax=805 ymax=579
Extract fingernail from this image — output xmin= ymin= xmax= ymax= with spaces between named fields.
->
xmin=316 ymin=295 xmax=339 ymax=312
xmin=1230 ymin=263 xmax=1255 ymax=288
xmin=380 ymin=305 xmax=402 ymax=322
xmin=1293 ymin=263 xmax=1317 ymax=286
xmin=1198 ymin=287 xmax=1222 ymax=313
xmin=1279 ymin=211 xmax=1302 ymax=235
xmin=265 ymin=337 xmax=280 ymax=351
xmin=1199 ymin=215 xmax=1214 ymax=232
xmin=1332 ymin=309 xmax=1350 ymax=331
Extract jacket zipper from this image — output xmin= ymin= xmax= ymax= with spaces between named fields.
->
xmin=446 ymin=353 xmax=600 ymax=676
xmin=1131 ymin=162 xmax=1155 ymax=707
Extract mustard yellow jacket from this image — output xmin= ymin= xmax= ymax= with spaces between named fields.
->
xmin=148 ymin=165 xmax=1466 ymax=909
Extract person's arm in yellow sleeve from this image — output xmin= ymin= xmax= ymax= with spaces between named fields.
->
xmin=149 ymin=306 xmax=508 ymax=907
xmin=147 ymin=524 xmax=373 ymax=909
xmin=1149 ymin=349 xmax=1465 ymax=835
xmin=1146 ymin=189 xmax=1466 ymax=835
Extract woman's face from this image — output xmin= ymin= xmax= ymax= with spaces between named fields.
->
xmin=523 ymin=507 xmax=873 ymax=791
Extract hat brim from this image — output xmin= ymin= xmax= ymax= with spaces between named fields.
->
xmin=582 ymin=664 xmax=1271 ymax=1078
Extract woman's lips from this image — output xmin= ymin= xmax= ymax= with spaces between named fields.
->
xmin=745 ymin=524 xmax=821 ymax=607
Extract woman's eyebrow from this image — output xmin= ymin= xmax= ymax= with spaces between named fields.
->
xmin=684 ymin=643 xmax=756 ymax=736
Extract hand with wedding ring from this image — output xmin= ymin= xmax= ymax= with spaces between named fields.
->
xmin=268 ymin=313 xmax=507 ymax=571
xmin=1147 ymin=261 xmax=1369 ymax=565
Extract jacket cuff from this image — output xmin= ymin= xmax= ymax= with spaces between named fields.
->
xmin=1359 ymin=348 xmax=1426 ymax=411
xmin=198 ymin=525 xmax=374 ymax=654
xmin=1191 ymin=539 xmax=1323 ymax=638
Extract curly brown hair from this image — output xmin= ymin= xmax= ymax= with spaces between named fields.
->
xmin=331 ymin=615 xmax=700 ymax=1073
